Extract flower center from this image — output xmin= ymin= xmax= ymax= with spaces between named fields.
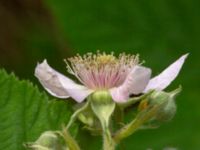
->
xmin=65 ymin=52 xmax=139 ymax=89
xmin=96 ymin=55 xmax=116 ymax=65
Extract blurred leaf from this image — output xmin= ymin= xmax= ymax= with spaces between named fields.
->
xmin=0 ymin=69 xmax=73 ymax=150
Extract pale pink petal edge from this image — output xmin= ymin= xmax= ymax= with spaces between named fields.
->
xmin=35 ymin=60 xmax=93 ymax=103
xmin=143 ymin=53 xmax=189 ymax=93
xmin=58 ymin=74 xmax=94 ymax=103
xmin=110 ymin=66 xmax=151 ymax=103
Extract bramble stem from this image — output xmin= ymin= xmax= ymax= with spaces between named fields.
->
xmin=103 ymin=127 xmax=115 ymax=150
xmin=113 ymin=104 xmax=162 ymax=143
xmin=66 ymin=101 xmax=90 ymax=129
xmin=58 ymin=127 xmax=81 ymax=150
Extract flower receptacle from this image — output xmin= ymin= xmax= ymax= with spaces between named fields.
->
xmin=89 ymin=91 xmax=116 ymax=150
xmin=89 ymin=90 xmax=116 ymax=130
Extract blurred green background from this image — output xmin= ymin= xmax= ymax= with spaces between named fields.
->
xmin=0 ymin=0 xmax=199 ymax=149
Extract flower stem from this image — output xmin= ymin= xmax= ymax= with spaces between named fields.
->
xmin=67 ymin=101 xmax=90 ymax=129
xmin=103 ymin=128 xmax=115 ymax=150
xmin=89 ymin=91 xmax=116 ymax=150
xmin=113 ymin=104 xmax=162 ymax=143
xmin=58 ymin=127 xmax=81 ymax=150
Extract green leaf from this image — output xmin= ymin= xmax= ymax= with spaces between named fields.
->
xmin=0 ymin=69 xmax=73 ymax=150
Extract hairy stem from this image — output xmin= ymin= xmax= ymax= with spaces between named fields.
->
xmin=67 ymin=101 xmax=90 ymax=129
xmin=59 ymin=127 xmax=81 ymax=150
xmin=103 ymin=128 xmax=115 ymax=150
xmin=113 ymin=104 xmax=161 ymax=143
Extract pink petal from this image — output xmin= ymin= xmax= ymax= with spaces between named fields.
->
xmin=58 ymin=75 xmax=94 ymax=103
xmin=143 ymin=53 xmax=188 ymax=93
xmin=109 ymin=87 xmax=129 ymax=103
xmin=110 ymin=66 xmax=151 ymax=103
xmin=35 ymin=60 xmax=93 ymax=102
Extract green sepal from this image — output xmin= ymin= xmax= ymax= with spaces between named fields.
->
xmin=118 ymin=90 xmax=154 ymax=108
xmin=78 ymin=112 xmax=95 ymax=127
xmin=66 ymin=101 xmax=90 ymax=129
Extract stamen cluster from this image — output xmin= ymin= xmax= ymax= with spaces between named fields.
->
xmin=65 ymin=52 xmax=139 ymax=89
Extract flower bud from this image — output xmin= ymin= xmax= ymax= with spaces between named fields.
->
xmin=25 ymin=131 xmax=67 ymax=150
xmin=149 ymin=87 xmax=181 ymax=122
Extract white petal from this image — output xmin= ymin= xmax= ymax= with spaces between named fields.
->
xmin=35 ymin=60 xmax=93 ymax=102
xmin=110 ymin=66 xmax=151 ymax=102
xmin=110 ymin=87 xmax=129 ymax=103
xmin=58 ymin=76 xmax=94 ymax=103
xmin=143 ymin=53 xmax=188 ymax=93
